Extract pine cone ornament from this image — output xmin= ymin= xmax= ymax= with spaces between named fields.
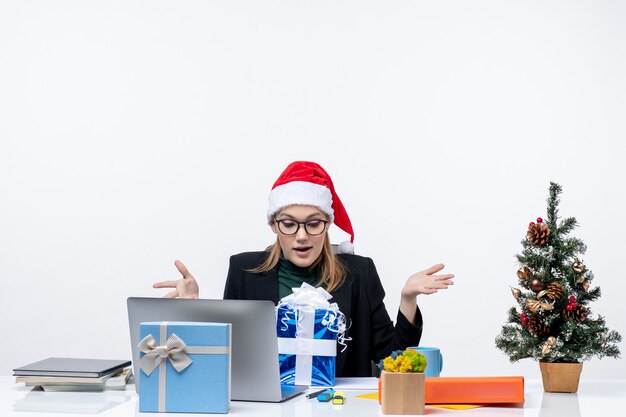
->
xmin=563 ymin=305 xmax=589 ymax=323
xmin=576 ymin=306 xmax=589 ymax=322
xmin=526 ymin=315 xmax=550 ymax=336
xmin=527 ymin=222 xmax=550 ymax=246
xmin=545 ymin=282 xmax=564 ymax=301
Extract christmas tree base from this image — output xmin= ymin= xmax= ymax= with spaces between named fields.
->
xmin=539 ymin=361 xmax=583 ymax=393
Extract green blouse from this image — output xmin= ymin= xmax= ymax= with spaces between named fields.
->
xmin=277 ymin=256 xmax=320 ymax=299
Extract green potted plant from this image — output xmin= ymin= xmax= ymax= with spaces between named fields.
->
xmin=377 ymin=349 xmax=427 ymax=415
xmin=495 ymin=183 xmax=622 ymax=392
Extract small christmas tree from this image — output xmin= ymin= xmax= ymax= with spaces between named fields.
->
xmin=495 ymin=183 xmax=621 ymax=363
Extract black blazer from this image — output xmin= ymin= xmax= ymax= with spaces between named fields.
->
xmin=223 ymin=251 xmax=423 ymax=377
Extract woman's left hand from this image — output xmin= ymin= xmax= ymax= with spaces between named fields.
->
xmin=399 ymin=264 xmax=454 ymax=324
xmin=401 ymin=263 xmax=455 ymax=298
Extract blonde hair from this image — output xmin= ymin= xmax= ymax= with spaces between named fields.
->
xmin=250 ymin=233 xmax=346 ymax=293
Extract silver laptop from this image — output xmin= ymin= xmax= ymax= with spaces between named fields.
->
xmin=127 ymin=297 xmax=307 ymax=402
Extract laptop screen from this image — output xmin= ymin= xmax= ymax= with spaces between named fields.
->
xmin=127 ymin=297 xmax=300 ymax=402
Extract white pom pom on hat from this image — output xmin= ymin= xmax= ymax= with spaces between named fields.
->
xmin=267 ymin=161 xmax=354 ymax=253
xmin=336 ymin=240 xmax=355 ymax=255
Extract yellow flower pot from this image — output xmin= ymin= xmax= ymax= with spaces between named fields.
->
xmin=380 ymin=371 xmax=425 ymax=415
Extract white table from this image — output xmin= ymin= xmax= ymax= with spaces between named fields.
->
xmin=2 ymin=376 xmax=624 ymax=416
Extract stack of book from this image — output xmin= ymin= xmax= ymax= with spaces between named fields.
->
xmin=13 ymin=357 xmax=132 ymax=392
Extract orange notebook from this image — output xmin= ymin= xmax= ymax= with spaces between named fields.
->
xmin=378 ymin=376 xmax=524 ymax=405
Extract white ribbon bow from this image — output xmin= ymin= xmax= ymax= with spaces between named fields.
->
xmin=281 ymin=282 xmax=333 ymax=307
xmin=138 ymin=333 xmax=193 ymax=376
xmin=277 ymin=282 xmax=352 ymax=354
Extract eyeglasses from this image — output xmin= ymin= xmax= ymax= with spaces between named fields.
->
xmin=274 ymin=218 xmax=329 ymax=236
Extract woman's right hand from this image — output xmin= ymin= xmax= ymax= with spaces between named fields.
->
xmin=152 ymin=260 xmax=200 ymax=299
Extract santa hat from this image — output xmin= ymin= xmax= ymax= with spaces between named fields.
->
xmin=267 ymin=161 xmax=355 ymax=254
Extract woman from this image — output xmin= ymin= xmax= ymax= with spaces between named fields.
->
xmin=154 ymin=161 xmax=454 ymax=377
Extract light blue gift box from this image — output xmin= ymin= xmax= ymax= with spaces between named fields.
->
xmin=138 ymin=321 xmax=231 ymax=414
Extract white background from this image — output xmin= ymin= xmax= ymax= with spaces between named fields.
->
xmin=1 ymin=0 xmax=624 ymax=379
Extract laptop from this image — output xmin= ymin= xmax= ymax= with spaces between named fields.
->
xmin=127 ymin=297 xmax=307 ymax=402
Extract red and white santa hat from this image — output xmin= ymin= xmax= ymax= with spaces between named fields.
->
xmin=267 ymin=161 xmax=355 ymax=254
